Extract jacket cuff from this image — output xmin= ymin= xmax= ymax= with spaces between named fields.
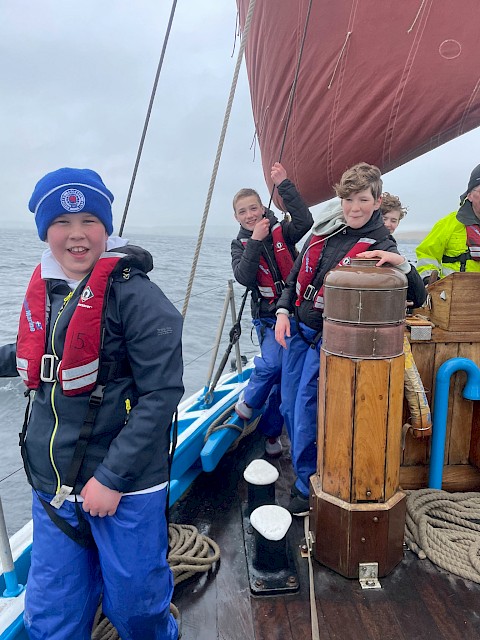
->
xmin=94 ymin=464 xmax=131 ymax=493
xmin=395 ymin=258 xmax=411 ymax=274
xmin=275 ymin=308 xmax=290 ymax=316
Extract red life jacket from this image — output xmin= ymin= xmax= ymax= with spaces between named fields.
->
xmin=16 ymin=254 xmax=122 ymax=396
xmin=466 ymin=224 xmax=480 ymax=260
xmin=295 ymin=235 xmax=377 ymax=309
xmin=241 ymin=223 xmax=294 ymax=301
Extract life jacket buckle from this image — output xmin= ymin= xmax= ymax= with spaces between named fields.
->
xmin=274 ymin=280 xmax=285 ymax=296
xmin=303 ymin=284 xmax=316 ymax=301
xmin=40 ymin=354 xmax=60 ymax=383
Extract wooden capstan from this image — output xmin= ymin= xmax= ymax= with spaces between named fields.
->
xmin=310 ymin=259 xmax=408 ymax=578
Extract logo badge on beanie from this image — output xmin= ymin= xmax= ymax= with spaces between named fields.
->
xmin=60 ymin=188 xmax=86 ymax=213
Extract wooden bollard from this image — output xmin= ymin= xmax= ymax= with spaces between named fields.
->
xmin=310 ymin=259 xmax=407 ymax=578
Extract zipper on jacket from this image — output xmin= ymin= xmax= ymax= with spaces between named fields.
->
xmin=49 ymin=290 xmax=74 ymax=493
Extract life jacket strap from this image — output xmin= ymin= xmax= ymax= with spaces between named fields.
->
xmin=442 ymin=251 xmax=471 ymax=272
xmin=303 ymin=284 xmax=316 ymax=301
xmin=274 ymin=280 xmax=285 ymax=296
xmin=40 ymin=354 xmax=60 ymax=383
xmin=19 ymin=357 xmax=131 ymax=546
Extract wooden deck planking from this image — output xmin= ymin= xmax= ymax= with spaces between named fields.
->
xmin=171 ymin=429 xmax=480 ymax=640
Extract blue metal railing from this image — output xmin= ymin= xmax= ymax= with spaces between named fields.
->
xmin=428 ymin=357 xmax=480 ymax=489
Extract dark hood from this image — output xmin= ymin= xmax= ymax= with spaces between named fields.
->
xmin=457 ymin=199 xmax=480 ymax=227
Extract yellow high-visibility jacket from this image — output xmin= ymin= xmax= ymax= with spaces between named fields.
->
xmin=416 ymin=205 xmax=480 ymax=279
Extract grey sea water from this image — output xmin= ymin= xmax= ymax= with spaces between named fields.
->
xmin=0 ymin=228 xmax=417 ymax=535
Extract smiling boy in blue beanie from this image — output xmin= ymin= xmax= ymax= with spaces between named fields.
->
xmin=0 ymin=168 xmax=183 ymax=640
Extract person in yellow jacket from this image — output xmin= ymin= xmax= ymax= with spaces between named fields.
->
xmin=416 ymin=164 xmax=480 ymax=284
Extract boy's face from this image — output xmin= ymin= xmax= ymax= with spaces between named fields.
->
xmin=342 ymin=188 xmax=381 ymax=229
xmin=46 ymin=212 xmax=108 ymax=280
xmin=382 ymin=210 xmax=401 ymax=234
xmin=234 ymin=195 xmax=264 ymax=231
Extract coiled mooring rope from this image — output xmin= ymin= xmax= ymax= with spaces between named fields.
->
xmin=91 ymin=523 xmax=220 ymax=639
xmin=404 ymin=488 xmax=480 ymax=584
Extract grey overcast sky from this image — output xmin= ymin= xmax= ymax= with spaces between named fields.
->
xmin=1 ymin=1 xmax=480 ymax=238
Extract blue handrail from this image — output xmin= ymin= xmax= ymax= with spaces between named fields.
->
xmin=428 ymin=357 xmax=480 ymax=489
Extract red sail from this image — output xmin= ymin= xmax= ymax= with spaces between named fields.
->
xmin=237 ymin=0 xmax=480 ymax=207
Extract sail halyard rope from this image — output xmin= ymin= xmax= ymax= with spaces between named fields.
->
xmin=266 ymin=0 xmax=313 ymax=212
xmin=327 ymin=31 xmax=352 ymax=90
xmin=181 ymin=0 xmax=258 ymax=319
xmin=119 ymin=0 xmax=179 ymax=237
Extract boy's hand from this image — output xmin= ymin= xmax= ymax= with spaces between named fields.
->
xmin=251 ymin=217 xmax=270 ymax=241
xmin=271 ymin=162 xmax=287 ymax=185
xmin=356 ymin=250 xmax=406 ymax=267
xmin=275 ymin=313 xmax=291 ymax=348
xmin=81 ymin=477 xmax=122 ymax=517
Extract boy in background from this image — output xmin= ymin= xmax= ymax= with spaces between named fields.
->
xmin=275 ymin=163 xmax=426 ymax=515
xmin=0 ymin=168 xmax=183 ymax=640
xmin=380 ymin=192 xmax=407 ymax=234
xmin=231 ymin=162 xmax=313 ymax=456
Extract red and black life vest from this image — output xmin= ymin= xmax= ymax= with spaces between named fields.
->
xmin=466 ymin=223 xmax=480 ymax=260
xmin=16 ymin=253 xmax=123 ymax=396
xmin=295 ymin=235 xmax=377 ymax=310
xmin=442 ymin=223 xmax=480 ymax=270
xmin=241 ymin=223 xmax=294 ymax=301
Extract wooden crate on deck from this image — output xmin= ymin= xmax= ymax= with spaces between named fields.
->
xmin=427 ymin=273 xmax=480 ymax=331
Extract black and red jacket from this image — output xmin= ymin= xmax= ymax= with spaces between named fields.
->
xmin=231 ymin=179 xmax=313 ymax=319
xmin=0 ymin=246 xmax=184 ymax=497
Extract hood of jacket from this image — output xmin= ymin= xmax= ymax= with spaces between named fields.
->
xmin=311 ymin=199 xmax=346 ymax=237
xmin=40 ymin=237 xmax=153 ymax=287
xmin=311 ymin=201 xmax=388 ymax=240
xmin=457 ymin=198 xmax=480 ymax=227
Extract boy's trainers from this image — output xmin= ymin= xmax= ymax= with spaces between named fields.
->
xmin=235 ymin=391 xmax=252 ymax=420
xmin=265 ymin=436 xmax=282 ymax=458
xmin=287 ymin=486 xmax=310 ymax=517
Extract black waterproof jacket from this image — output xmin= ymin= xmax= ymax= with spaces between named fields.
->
xmin=277 ymin=210 xmax=427 ymax=333
xmin=231 ymin=179 xmax=313 ymax=319
xmin=0 ymin=246 xmax=184 ymax=495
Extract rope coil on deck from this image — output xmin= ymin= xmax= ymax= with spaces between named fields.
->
xmin=404 ymin=488 xmax=480 ymax=584
xmin=168 ymin=523 xmax=220 ymax=585
xmin=91 ymin=523 xmax=220 ymax=638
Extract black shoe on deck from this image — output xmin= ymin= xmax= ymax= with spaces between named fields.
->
xmin=287 ymin=486 xmax=310 ymax=517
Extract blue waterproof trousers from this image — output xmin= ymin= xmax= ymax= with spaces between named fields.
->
xmin=280 ymin=324 xmax=322 ymax=497
xmin=244 ymin=318 xmax=284 ymax=438
xmin=25 ymin=488 xmax=178 ymax=640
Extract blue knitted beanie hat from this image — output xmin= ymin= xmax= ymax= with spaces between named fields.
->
xmin=29 ymin=168 xmax=114 ymax=240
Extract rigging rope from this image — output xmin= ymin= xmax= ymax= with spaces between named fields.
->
xmin=0 ymin=466 xmax=23 ymax=484
xmin=405 ymin=488 xmax=480 ymax=584
xmin=204 ymin=288 xmax=249 ymax=400
xmin=181 ymin=0 xmax=258 ymax=319
xmin=119 ymin=0 xmax=179 ymax=237
xmin=266 ymin=0 xmax=313 ymax=212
